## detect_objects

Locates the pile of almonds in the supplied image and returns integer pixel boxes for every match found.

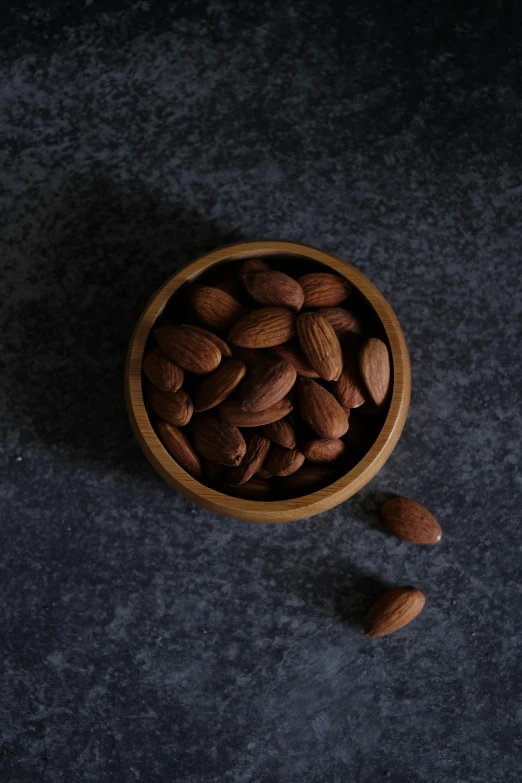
[142,257,392,500]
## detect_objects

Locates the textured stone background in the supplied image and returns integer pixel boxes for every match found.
[1,1,521,781]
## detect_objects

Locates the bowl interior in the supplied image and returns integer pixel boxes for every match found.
[125,240,410,522]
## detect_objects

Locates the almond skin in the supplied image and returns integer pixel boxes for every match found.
[228,307,296,348]
[263,446,305,477]
[296,312,343,381]
[142,346,184,392]
[148,385,193,426]
[358,337,391,406]
[262,415,297,449]
[230,345,270,370]
[228,434,271,486]
[192,416,247,467]
[333,339,367,410]
[297,378,349,439]
[194,360,247,412]
[317,307,362,338]
[219,397,292,426]
[184,325,232,358]
[303,438,346,463]
[192,286,246,332]
[299,273,351,307]
[380,497,442,544]
[269,341,320,378]
[364,586,426,637]
[243,270,305,312]
[156,420,202,477]
[155,324,221,375]
[239,258,270,280]
[239,359,297,413]
[228,478,272,500]
[278,464,336,497]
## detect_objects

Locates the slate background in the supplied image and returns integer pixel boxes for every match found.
[1,1,521,781]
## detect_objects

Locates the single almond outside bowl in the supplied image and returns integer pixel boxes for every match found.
[124,240,411,522]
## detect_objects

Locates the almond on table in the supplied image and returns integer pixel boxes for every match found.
[364,586,426,638]
[380,497,442,544]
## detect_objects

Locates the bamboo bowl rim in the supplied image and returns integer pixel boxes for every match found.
[124,240,411,522]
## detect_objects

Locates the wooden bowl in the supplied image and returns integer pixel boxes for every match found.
[125,240,410,522]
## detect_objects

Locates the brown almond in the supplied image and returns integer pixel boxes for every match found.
[142,346,184,392]
[184,325,232,358]
[358,337,391,407]
[228,478,272,500]
[263,446,305,477]
[269,341,320,378]
[194,360,247,412]
[317,307,362,338]
[228,307,296,348]
[303,438,346,463]
[380,497,442,544]
[278,464,337,497]
[364,586,426,638]
[156,420,202,477]
[333,340,367,410]
[228,434,271,486]
[296,312,343,381]
[219,398,292,427]
[192,416,247,467]
[239,359,296,413]
[230,345,270,370]
[243,270,305,312]
[239,258,270,279]
[148,385,193,427]
[297,378,349,439]
[192,286,246,331]
[299,273,351,307]
[155,324,221,375]
[262,415,297,449]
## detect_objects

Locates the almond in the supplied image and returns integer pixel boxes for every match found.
[194,360,247,412]
[317,307,362,338]
[299,273,351,307]
[242,270,305,312]
[155,324,221,375]
[296,312,343,381]
[156,420,202,477]
[230,345,270,370]
[148,385,193,426]
[142,346,184,392]
[228,478,272,500]
[219,397,292,427]
[303,438,346,463]
[364,586,426,637]
[297,378,349,439]
[239,359,296,412]
[228,434,271,486]
[185,325,232,358]
[228,307,296,348]
[278,464,336,497]
[269,341,320,378]
[380,497,442,544]
[192,416,247,467]
[239,258,270,279]
[262,415,297,449]
[192,286,246,331]
[263,446,305,477]
[358,337,391,406]
[333,339,366,410]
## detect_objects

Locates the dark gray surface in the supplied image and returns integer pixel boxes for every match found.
[1,2,521,781]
